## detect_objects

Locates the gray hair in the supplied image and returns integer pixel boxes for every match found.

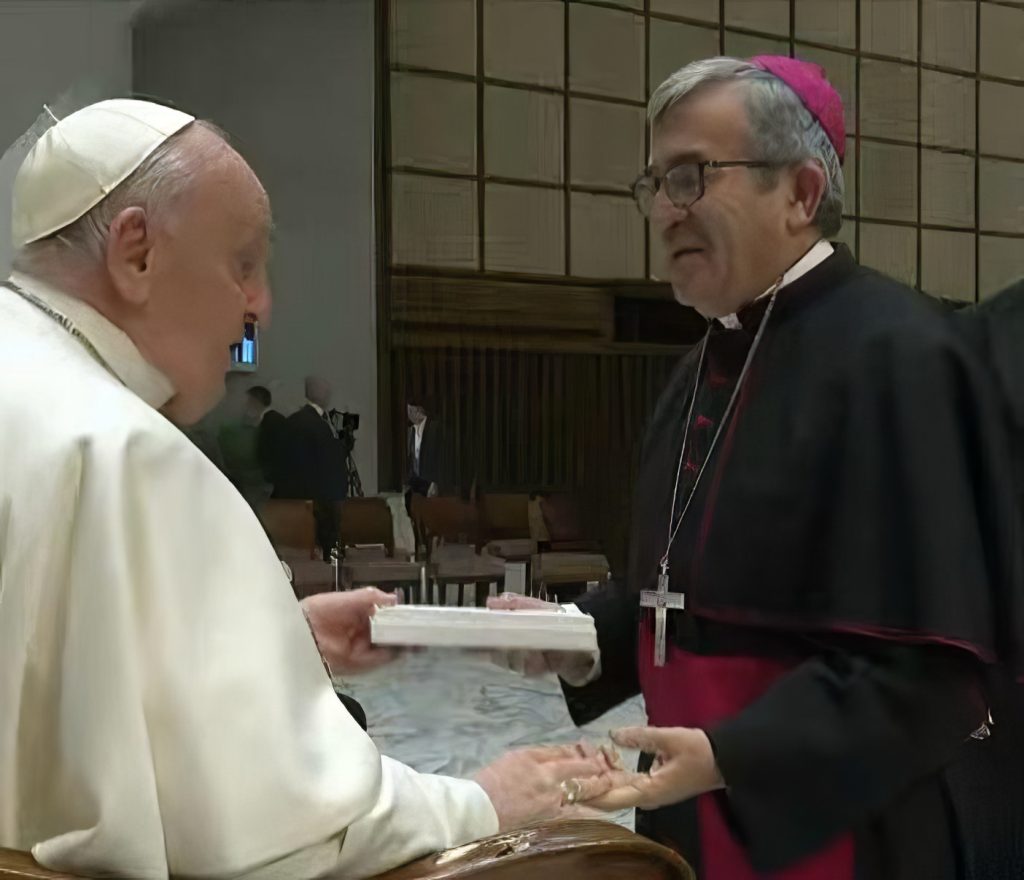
[649,57,844,238]
[12,119,227,277]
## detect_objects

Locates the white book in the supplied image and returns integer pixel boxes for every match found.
[371,604,598,653]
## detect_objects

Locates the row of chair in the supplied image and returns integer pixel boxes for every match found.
[410,494,610,603]
[412,493,600,553]
[258,497,397,561]
[258,493,610,604]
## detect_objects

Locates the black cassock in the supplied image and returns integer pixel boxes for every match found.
[567,246,1024,880]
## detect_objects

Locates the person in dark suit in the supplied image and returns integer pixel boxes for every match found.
[244,385,287,491]
[278,376,349,557]
[406,396,445,497]
[949,279,1024,880]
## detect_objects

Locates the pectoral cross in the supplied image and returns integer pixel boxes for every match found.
[639,560,685,667]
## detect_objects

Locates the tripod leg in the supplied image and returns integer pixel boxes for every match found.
[345,453,365,498]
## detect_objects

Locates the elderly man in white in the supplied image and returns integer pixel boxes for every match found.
[0,100,611,880]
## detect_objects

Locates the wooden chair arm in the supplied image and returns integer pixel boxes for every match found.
[2,821,693,880]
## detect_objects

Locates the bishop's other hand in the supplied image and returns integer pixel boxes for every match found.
[300,588,399,675]
[485,593,599,685]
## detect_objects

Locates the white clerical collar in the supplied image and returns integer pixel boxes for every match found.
[307,400,325,417]
[8,271,175,409]
[718,239,834,330]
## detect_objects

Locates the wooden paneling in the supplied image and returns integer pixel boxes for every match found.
[392,274,615,338]
[391,273,700,354]
[393,331,689,356]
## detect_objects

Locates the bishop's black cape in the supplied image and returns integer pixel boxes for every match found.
[568,246,1024,880]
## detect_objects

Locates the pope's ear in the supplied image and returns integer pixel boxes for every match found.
[105,207,153,303]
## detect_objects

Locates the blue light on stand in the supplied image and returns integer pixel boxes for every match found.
[230,320,258,372]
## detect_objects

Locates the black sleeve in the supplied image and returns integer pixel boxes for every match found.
[943,669,1024,880]
[561,585,642,727]
[335,690,368,731]
[707,641,985,871]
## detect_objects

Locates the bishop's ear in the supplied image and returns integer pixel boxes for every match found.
[105,206,154,305]
[786,159,828,233]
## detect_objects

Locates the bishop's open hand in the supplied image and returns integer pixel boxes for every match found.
[582,726,725,812]
[300,588,399,675]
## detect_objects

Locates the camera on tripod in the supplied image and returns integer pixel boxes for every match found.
[339,411,359,435]
[328,409,359,443]
[327,410,364,497]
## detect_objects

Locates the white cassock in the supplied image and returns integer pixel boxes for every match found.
[0,272,498,879]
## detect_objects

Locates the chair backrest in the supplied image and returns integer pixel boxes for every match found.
[478,493,531,542]
[338,497,395,556]
[527,496,550,542]
[343,545,390,562]
[410,495,481,554]
[537,493,588,545]
[258,499,317,559]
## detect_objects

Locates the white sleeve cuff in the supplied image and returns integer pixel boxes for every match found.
[336,757,498,878]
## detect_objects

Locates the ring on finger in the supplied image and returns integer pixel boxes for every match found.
[560,778,583,805]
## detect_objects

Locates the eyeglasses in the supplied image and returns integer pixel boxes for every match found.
[631,160,777,217]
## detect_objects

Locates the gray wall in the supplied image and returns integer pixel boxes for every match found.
[133,0,378,491]
[0,0,141,275]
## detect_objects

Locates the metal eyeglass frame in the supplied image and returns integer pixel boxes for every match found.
[631,160,777,216]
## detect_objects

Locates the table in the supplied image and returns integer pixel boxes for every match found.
[432,545,507,606]
[531,552,610,602]
[342,559,432,603]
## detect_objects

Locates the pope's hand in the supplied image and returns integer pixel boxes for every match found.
[582,726,725,812]
[485,594,598,685]
[300,588,399,675]
[474,743,618,831]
